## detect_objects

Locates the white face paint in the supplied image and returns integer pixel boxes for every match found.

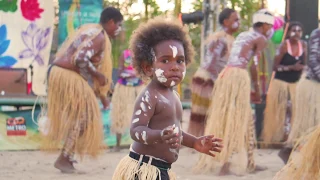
[231,22,239,29]
[266,28,274,39]
[135,110,142,115]
[142,97,145,102]
[170,81,176,87]
[148,106,151,109]
[140,102,147,112]
[132,118,139,123]
[114,26,122,36]
[182,71,186,80]
[141,131,147,144]
[135,132,139,140]
[155,68,167,83]
[169,45,178,58]
[155,96,158,99]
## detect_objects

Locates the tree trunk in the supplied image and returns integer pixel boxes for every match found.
[144,0,149,21]
[174,0,181,17]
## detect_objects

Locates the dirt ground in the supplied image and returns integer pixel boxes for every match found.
[0,110,285,180]
[0,148,284,180]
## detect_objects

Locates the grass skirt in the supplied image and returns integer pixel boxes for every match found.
[273,126,320,180]
[41,66,104,158]
[110,83,144,134]
[286,78,320,147]
[193,67,255,175]
[112,155,176,180]
[262,79,297,145]
[188,67,214,137]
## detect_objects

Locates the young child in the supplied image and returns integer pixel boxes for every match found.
[112,17,223,180]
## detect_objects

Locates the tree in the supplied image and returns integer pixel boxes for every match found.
[143,0,162,21]
[230,0,260,32]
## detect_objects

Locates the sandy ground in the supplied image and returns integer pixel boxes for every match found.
[0,110,285,180]
[0,149,284,180]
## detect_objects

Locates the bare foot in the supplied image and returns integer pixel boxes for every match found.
[54,154,75,173]
[54,154,85,174]
[112,146,121,152]
[254,165,268,172]
[219,162,230,176]
[278,148,292,164]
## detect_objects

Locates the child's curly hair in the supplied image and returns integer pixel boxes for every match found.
[129,16,195,77]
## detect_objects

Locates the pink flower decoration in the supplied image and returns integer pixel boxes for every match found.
[20,0,44,21]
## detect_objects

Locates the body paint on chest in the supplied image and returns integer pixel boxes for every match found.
[141,131,147,144]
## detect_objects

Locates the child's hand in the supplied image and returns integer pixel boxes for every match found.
[160,125,180,149]
[193,135,223,157]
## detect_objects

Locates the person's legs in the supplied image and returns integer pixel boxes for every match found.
[54,127,78,173]
[114,133,122,152]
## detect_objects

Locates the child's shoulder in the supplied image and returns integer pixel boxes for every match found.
[173,90,180,99]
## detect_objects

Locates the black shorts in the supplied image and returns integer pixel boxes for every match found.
[129,151,172,180]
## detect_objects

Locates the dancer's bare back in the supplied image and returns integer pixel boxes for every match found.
[228,31,267,67]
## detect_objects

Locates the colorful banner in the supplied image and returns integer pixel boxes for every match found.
[58,0,103,45]
[0,104,132,150]
[0,0,54,96]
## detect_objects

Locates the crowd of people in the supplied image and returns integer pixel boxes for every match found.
[39,5,320,180]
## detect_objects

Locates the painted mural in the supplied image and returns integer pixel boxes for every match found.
[0,0,54,96]
[58,0,103,45]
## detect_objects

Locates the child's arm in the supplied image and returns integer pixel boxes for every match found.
[181,131,223,157]
[130,91,179,147]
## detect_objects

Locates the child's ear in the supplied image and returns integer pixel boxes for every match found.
[141,61,153,77]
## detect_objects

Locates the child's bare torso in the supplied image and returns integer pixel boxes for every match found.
[131,86,183,163]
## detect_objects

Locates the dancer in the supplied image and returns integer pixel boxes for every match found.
[262,21,306,145]
[41,7,123,173]
[111,49,144,151]
[193,9,274,176]
[112,17,223,180]
[278,28,320,164]
[188,8,240,137]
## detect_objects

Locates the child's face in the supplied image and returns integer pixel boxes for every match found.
[151,40,186,87]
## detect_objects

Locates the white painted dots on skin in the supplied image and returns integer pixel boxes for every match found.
[155,96,157,99]
[135,132,139,140]
[182,71,186,80]
[173,126,179,134]
[170,81,176,87]
[142,131,147,144]
[155,68,167,83]
[169,45,178,58]
[145,91,151,103]
[86,49,94,58]
[140,102,147,112]
[142,97,145,102]
[132,118,139,123]
[135,110,142,115]
[148,106,151,110]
